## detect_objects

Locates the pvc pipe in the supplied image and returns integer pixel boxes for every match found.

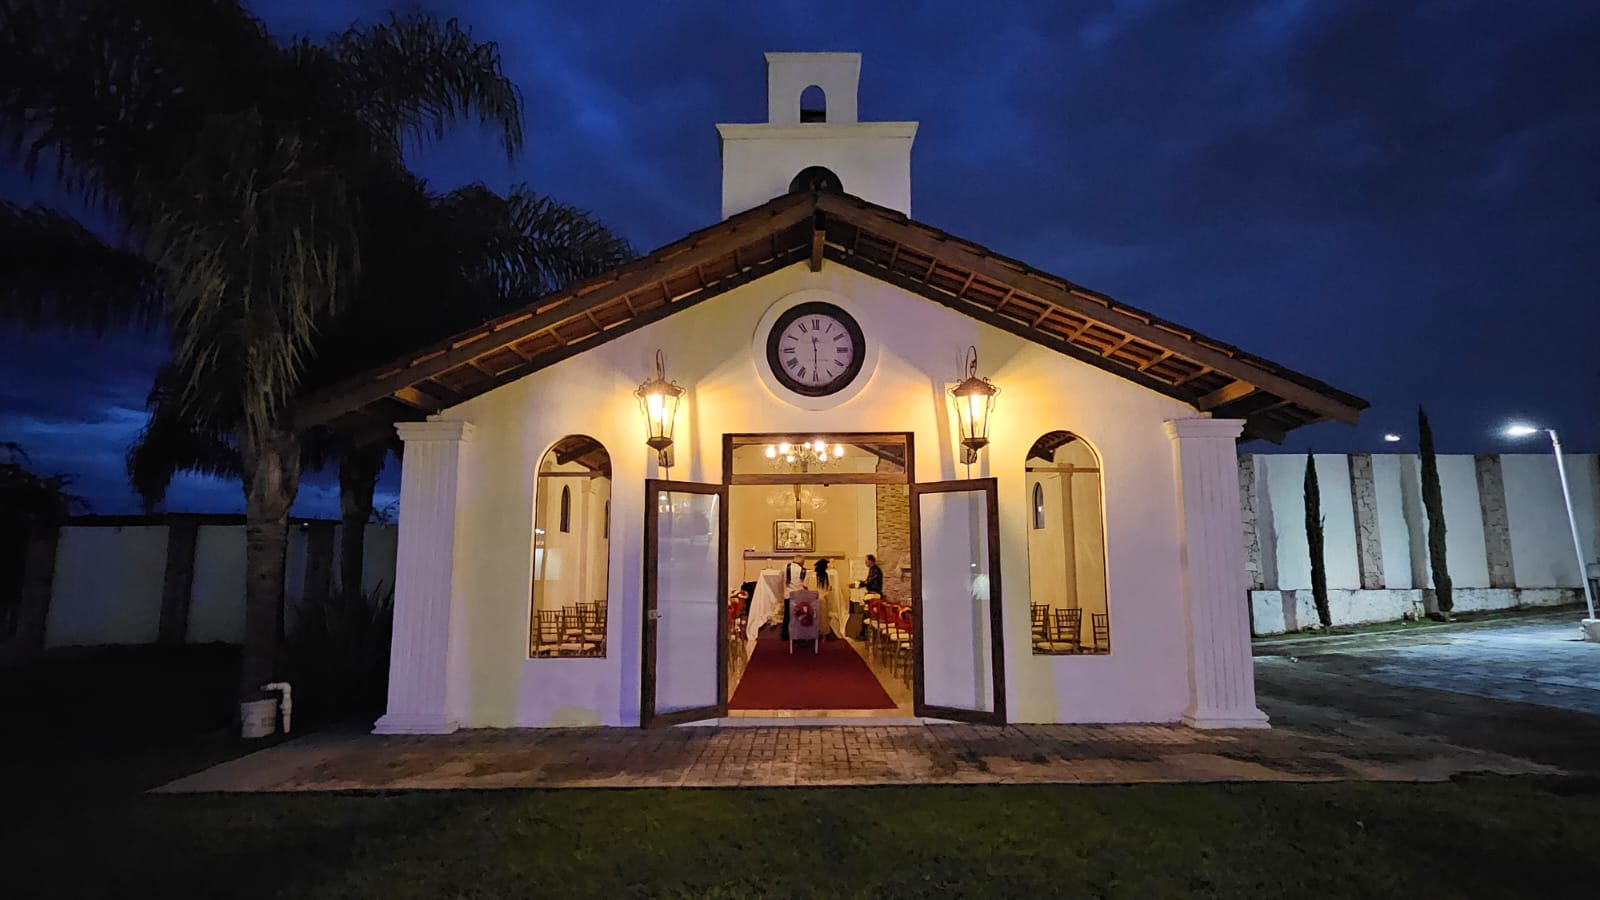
[261,681,293,734]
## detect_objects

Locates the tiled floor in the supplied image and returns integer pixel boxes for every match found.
[156,716,1548,793]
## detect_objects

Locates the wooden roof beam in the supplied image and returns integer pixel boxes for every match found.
[555,437,604,467]
[295,198,818,430]
[816,193,1364,424]
[809,211,826,272]
[1197,381,1258,411]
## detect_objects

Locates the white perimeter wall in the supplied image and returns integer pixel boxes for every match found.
[41,522,399,648]
[1247,451,1600,634]
[443,262,1200,728]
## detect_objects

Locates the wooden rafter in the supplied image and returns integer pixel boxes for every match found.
[299,190,1366,445]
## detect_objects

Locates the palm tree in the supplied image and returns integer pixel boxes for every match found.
[0,1,524,727]
[127,183,633,601]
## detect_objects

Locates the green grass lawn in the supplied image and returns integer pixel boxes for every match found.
[6,647,1597,898]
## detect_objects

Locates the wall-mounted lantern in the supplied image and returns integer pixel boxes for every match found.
[949,345,1000,466]
[635,350,683,468]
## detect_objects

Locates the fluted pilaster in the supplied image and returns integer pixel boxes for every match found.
[1165,418,1269,729]
[374,420,474,735]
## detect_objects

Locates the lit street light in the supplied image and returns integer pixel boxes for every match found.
[1502,422,1599,641]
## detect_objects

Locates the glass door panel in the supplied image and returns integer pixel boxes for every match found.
[912,478,1006,724]
[641,480,728,727]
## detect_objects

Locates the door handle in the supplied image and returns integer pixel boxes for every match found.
[647,610,662,621]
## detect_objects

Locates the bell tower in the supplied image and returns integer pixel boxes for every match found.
[717,52,918,220]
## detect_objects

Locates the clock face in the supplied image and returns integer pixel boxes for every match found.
[765,301,866,397]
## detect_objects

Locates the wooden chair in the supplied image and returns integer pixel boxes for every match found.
[578,602,607,656]
[891,605,915,682]
[1051,608,1082,652]
[1091,613,1110,653]
[531,609,567,657]
[1030,604,1051,646]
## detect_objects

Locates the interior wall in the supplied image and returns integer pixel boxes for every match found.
[729,482,879,585]
[1023,438,1108,632]
[531,458,610,619]
[1025,473,1069,612]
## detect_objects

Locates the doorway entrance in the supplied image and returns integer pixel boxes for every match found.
[638,433,1006,726]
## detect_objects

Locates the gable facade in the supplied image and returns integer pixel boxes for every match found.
[364,53,1360,734]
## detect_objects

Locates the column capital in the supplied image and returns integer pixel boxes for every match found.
[396,419,475,444]
[1164,417,1244,442]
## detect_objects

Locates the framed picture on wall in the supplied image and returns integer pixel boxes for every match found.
[774,519,815,553]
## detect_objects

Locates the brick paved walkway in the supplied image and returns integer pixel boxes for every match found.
[157,717,1548,793]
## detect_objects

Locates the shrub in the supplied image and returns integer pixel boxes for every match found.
[283,585,393,728]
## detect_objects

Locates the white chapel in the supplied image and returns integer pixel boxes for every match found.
[302,52,1365,732]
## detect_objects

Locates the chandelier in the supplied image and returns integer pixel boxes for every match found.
[765,438,846,473]
[766,486,828,514]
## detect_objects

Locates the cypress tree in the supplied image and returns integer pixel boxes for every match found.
[1304,452,1331,627]
[1418,406,1453,617]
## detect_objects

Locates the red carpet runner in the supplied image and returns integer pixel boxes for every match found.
[729,637,897,710]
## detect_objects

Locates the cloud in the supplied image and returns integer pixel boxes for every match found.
[4,0,1600,515]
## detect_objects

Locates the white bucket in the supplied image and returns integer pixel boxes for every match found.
[240,698,278,739]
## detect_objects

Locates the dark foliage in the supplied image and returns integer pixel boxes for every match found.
[0,442,85,635]
[1304,452,1330,627]
[1418,406,1453,615]
[283,586,394,728]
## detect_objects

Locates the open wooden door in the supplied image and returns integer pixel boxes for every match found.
[640,479,729,727]
[910,477,1006,724]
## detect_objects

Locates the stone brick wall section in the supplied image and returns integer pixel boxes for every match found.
[1348,453,1385,590]
[1239,455,1265,591]
[1475,454,1516,589]
[874,458,912,596]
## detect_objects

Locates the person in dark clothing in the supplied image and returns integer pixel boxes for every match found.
[813,558,831,589]
[859,554,884,594]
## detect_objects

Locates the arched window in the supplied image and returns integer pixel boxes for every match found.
[788,165,843,195]
[800,84,826,122]
[530,436,612,658]
[1024,431,1110,655]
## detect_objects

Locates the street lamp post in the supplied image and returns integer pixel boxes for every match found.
[1504,422,1599,641]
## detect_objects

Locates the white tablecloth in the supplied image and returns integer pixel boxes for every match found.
[745,569,784,655]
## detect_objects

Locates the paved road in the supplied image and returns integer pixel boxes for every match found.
[1255,612,1600,776]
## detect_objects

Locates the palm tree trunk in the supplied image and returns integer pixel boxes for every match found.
[338,444,385,599]
[238,426,302,723]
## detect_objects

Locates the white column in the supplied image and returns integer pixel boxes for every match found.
[374,420,474,735]
[1165,418,1269,729]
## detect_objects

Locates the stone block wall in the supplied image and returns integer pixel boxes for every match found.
[1242,452,1599,634]
[874,456,912,597]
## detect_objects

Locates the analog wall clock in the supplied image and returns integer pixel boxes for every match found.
[765,301,866,397]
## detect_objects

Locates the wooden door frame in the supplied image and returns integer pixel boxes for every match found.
[909,477,1007,725]
[722,432,915,485]
[640,479,730,728]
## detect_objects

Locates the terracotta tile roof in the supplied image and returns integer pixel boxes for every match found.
[297,190,1366,443]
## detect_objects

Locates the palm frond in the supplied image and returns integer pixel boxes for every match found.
[328,12,523,161]
[0,201,164,332]
[503,185,635,296]
[146,109,358,439]
[125,381,241,511]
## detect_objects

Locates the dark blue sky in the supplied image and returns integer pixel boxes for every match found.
[3,0,1598,516]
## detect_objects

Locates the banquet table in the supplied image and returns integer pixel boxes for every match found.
[745,569,784,656]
